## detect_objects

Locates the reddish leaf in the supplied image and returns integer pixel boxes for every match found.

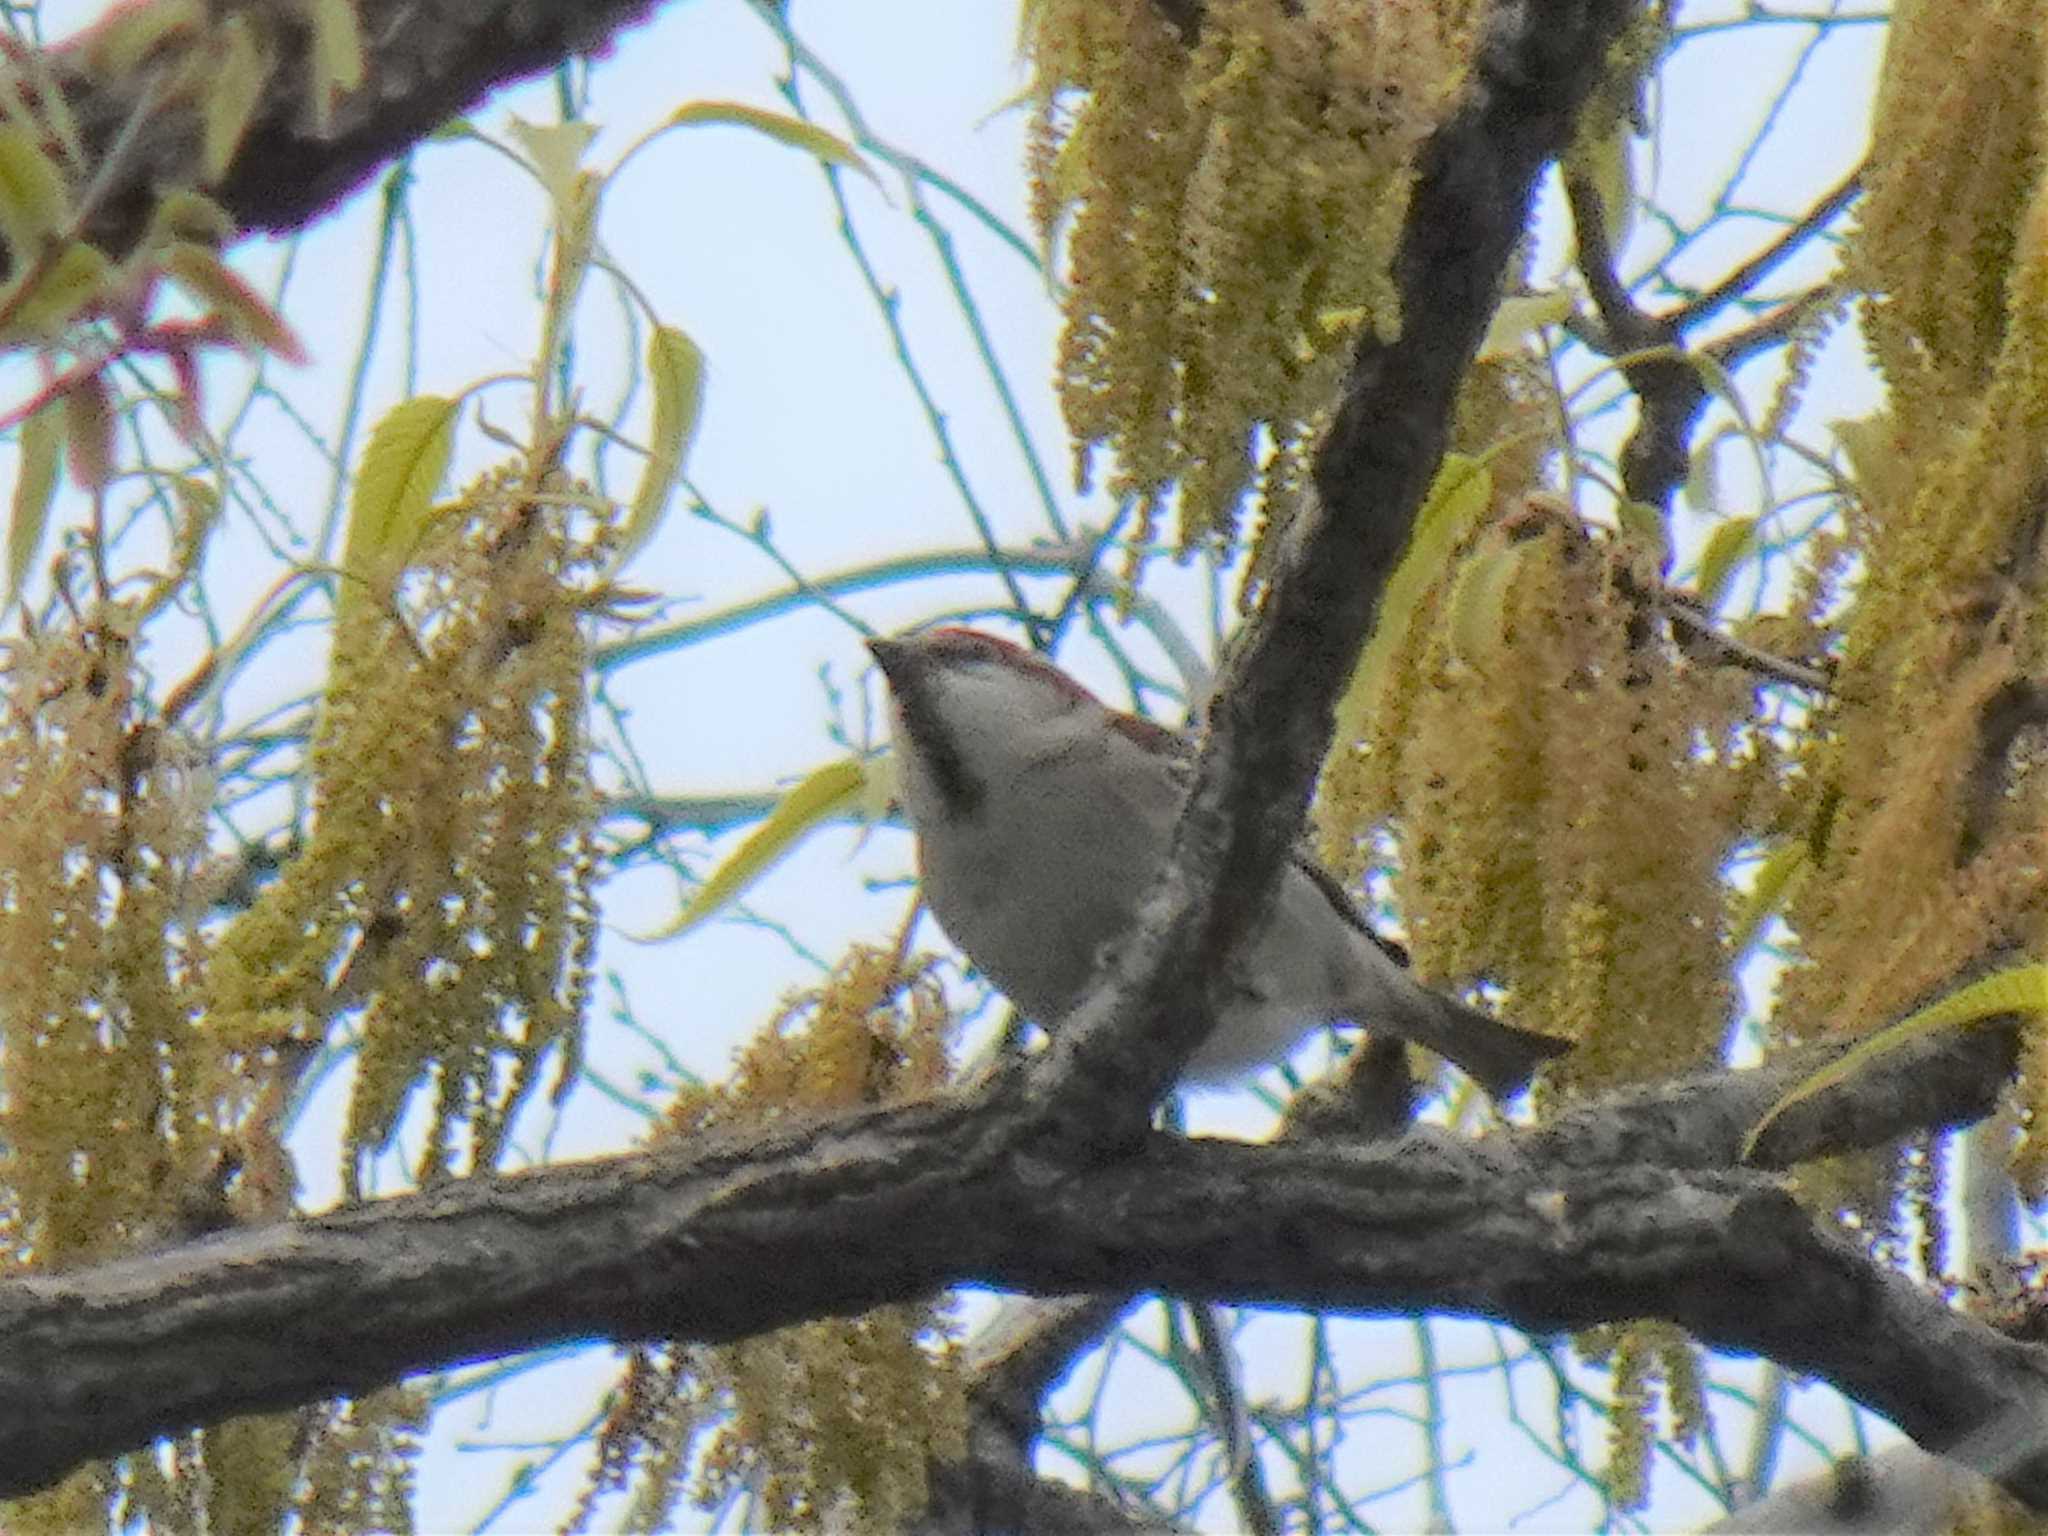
[63,372,114,493]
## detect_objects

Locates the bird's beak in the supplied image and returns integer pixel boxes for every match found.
[866,636,910,684]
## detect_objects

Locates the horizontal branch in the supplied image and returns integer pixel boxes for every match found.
[0,1031,2040,1505]
[1531,1019,2018,1173]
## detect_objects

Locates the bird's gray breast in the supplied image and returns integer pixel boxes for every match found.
[916,730,1179,1024]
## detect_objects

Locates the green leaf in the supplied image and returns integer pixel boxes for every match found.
[304,0,367,123]
[616,325,704,569]
[1673,354,1775,519]
[0,124,70,257]
[1727,838,1806,962]
[1681,431,1723,521]
[0,241,111,341]
[1477,291,1572,363]
[163,243,307,362]
[1334,454,1494,746]
[1566,115,1635,254]
[343,396,460,590]
[511,118,601,217]
[512,119,605,402]
[142,189,237,253]
[169,473,224,558]
[533,168,602,406]
[1614,497,1669,571]
[1686,350,1750,424]
[632,756,875,943]
[202,17,272,182]
[1443,537,1531,672]
[136,474,226,621]
[6,399,62,611]
[658,101,877,184]
[1694,515,1761,611]
[1743,966,2048,1163]
[84,0,203,76]
[1832,412,1912,511]
[1317,305,1368,338]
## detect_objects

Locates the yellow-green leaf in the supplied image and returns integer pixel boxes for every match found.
[1694,516,1761,611]
[558,169,601,288]
[1681,431,1723,521]
[1317,305,1369,338]
[0,241,111,341]
[303,0,367,128]
[164,243,307,362]
[136,473,225,621]
[512,118,601,217]
[1727,838,1806,961]
[142,189,237,253]
[0,124,70,258]
[343,395,460,589]
[616,324,704,568]
[534,169,602,405]
[170,473,223,558]
[1444,537,1531,672]
[1832,412,1912,512]
[1742,966,2048,1163]
[1477,291,1572,363]
[633,756,873,943]
[1686,351,1749,425]
[1614,498,1669,570]
[202,17,272,182]
[7,399,62,610]
[1334,454,1494,746]
[659,101,876,184]
[84,0,203,76]
[1566,115,1635,254]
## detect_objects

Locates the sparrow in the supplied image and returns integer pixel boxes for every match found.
[868,627,1568,1095]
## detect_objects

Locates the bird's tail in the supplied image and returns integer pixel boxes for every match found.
[1399,989,1571,1101]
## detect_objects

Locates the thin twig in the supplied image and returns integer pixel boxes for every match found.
[1657,594,1834,692]
[1705,281,1848,370]
[1189,1302,1278,1536]
[1564,165,1664,354]
[1675,161,1865,333]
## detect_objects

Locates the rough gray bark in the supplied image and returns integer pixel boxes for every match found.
[29,0,673,263]
[0,1053,2045,1503]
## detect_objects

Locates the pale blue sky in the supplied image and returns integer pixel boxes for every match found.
[3,1,1911,1529]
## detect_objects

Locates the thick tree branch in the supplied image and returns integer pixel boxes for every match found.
[921,1296,1154,1531]
[33,0,674,260]
[917,1429,1182,1536]
[963,1293,1134,1449]
[1531,1020,2019,1173]
[2,1055,2046,1504]
[929,1048,1430,1528]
